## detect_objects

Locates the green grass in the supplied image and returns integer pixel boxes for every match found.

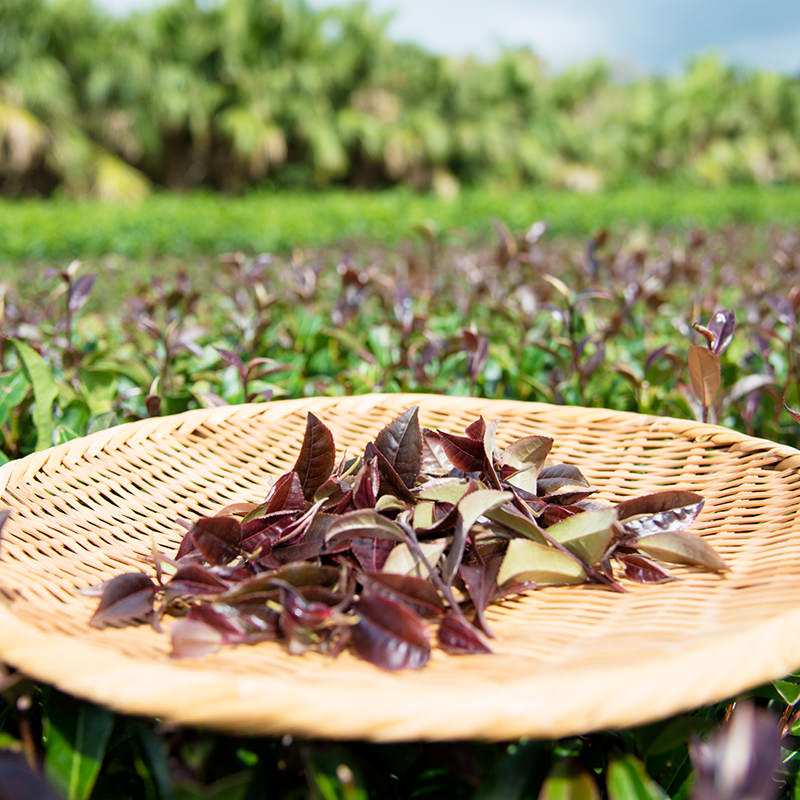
[3,183,800,261]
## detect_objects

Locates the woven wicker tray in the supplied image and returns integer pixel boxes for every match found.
[1,393,800,741]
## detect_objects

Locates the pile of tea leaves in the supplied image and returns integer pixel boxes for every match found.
[90,407,726,670]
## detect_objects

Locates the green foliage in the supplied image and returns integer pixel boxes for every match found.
[2,0,800,197]
[2,184,800,262]
[43,692,114,800]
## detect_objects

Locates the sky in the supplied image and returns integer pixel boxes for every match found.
[97,0,800,75]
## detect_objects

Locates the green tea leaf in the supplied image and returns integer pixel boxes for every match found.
[382,539,447,577]
[498,538,586,586]
[0,370,28,428]
[485,504,547,544]
[636,531,727,572]
[545,508,616,566]
[11,339,58,451]
[44,694,114,800]
[607,755,667,800]
[538,759,600,800]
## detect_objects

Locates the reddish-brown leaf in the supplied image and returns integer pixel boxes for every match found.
[170,618,223,658]
[616,490,704,537]
[264,471,306,513]
[437,613,492,654]
[351,592,430,670]
[617,553,675,584]
[375,406,422,489]
[436,430,487,473]
[293,412,336,500]
[191,516,242,565]
[464,416,486,440]
[90,572,157,627]
[164,564,229,598]
[364,572,445,617]
[351,537,395,571]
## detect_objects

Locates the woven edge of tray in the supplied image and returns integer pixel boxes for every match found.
[1,601,799,740]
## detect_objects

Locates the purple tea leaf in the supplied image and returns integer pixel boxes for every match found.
[293,413,336,501]
[374,406,422,489]
[170,618,223,658]
[0,752,63,800]
[437,612,492,655]
[706,309,736,355]
[464,416,486,441]
[164,564,229,598]
[264,471,306,513]
[190,516,242,565]
[351,537,395,571]
[436,429,487,473]
[68,273,96,313]
[90,572,157,627]
[616,491,704,537]
[351,591,430,670]
[537,464,592,497]
[617,553,676,584]
[459,552,504,636]
[420,429,454,475]
[325,509,407,546]
[689,702,782,800]
[363,572,445,617]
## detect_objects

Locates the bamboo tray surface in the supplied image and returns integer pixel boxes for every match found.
[1,393,800,741]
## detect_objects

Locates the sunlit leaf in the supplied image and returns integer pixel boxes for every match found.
[190,516,242,565]
[382,539,447,577]
[545,508,616,566]
[537,464,591,497]
[90,572,156,627]
[616,491,704,537]
[498,538,586,587]
[437,613,492,654]
[443,490,512,584]
[636,531,726,571]
[351,592,430,670]
[503,435,553,471]
[170,618,224,658]
[416,477,472,504]
[374,405,422,489]
[688,345,721,410]
[325,509,406,544]
[293,412,336,500]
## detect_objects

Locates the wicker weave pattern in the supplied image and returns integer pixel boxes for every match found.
[1,393,799,740]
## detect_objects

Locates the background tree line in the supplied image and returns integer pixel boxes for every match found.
[1,0,800,199]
